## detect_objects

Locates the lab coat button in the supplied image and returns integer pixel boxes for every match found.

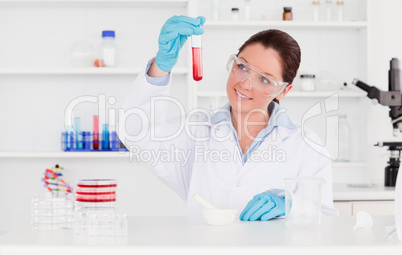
[236,182,241,187]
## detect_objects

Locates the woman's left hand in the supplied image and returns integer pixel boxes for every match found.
[240,192,285,221]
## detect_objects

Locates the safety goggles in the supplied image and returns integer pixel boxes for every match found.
[226,54,288,97]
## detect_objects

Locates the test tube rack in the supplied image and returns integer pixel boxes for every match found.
[61,131,128,152]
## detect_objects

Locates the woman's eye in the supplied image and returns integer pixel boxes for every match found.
[237,63,248,72]
[260,76,272,85]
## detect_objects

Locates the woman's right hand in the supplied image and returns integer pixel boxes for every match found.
[156,15,205,73]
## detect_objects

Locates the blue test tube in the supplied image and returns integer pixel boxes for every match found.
[75,117,83,149]
[66,126,73,151]
[102,124,110,150]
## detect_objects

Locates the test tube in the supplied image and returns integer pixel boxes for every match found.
[191,35,203,81]
[75,117,83,149]
[93,116,99,150]
[102,124,110,150]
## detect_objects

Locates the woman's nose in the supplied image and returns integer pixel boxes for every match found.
[240,77,252,90]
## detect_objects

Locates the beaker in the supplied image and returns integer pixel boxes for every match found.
[284,177,324,228]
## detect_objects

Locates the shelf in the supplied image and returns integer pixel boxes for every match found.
[0,0,189,7]
[197,90,366,98]
[332,162,366,169]
[0,67,188,76]
[0,152,131,158]
[204,21,367,30]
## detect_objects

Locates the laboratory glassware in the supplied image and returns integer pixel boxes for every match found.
[300,74,316,91]
[336,1,344,21]
[231,8,239,20]
[93,115,99,150]
[74,117,83,149]
[312,1,320,21]
[31,193,74,231]
[102,124,110,150]
[325,0,332,21]
[212,0,219,20]
[74,179,117,235]
[191,35,203,81]
[337,114,350,162]
[244,0,251,21]
[69,41,94,67]
[285,177,324,228]
[100,30,117,67]
[283,7,292,21]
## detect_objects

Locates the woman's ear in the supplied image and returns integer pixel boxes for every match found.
[275,84,293,100]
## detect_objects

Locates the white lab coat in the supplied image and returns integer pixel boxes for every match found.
[120,61,339,217]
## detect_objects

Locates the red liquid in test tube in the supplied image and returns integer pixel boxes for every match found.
[191,35,203,81]
[93,115,99,150]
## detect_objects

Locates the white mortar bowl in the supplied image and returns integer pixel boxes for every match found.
[202,207,238,226]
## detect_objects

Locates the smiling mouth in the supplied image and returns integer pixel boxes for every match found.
[235,89,252,100]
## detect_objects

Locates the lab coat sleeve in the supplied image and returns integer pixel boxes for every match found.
[118,58,194,200]
[298,127,340,216]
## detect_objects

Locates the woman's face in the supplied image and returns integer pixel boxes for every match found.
[226,43,292,116]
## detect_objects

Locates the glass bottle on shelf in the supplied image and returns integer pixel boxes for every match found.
[231,8,240,20]
[100,30,117,67]
[325,0,332,21]
[212,0,219,21]
[336,1,344,21]
[312,1,320,21]
[283,7,292,21]
[337,114,350,162]
[244,0,252,21]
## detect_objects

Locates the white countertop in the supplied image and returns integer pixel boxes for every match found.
[1,216,402,255]
[333,183,395,201]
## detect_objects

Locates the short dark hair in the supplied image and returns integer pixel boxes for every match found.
[238,29,301,85]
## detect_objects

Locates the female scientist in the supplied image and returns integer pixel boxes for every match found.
[120,16,338,221]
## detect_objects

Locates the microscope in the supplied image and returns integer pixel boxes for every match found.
[353,58,402,187]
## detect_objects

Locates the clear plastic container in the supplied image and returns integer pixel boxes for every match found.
[100,30,117,67]
[285,177,324,228]
[31,193,74,231]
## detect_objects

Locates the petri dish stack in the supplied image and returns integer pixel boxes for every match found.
[31,192,74,231]
[75,179,117,207]
[74,179,119,235]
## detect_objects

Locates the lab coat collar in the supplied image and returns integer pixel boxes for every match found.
[210,101,298,131]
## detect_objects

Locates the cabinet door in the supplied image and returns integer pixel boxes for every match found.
[352,201,395,216]
[333,202,353,216]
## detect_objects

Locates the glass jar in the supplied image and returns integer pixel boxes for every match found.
[300,74,316,91]
[336,1,344,21]
[231,8,240,21]
[283,7,292,21]
[312,1,320,21]
[325,0,332,21]
[337,114,350,162]
[212,0,219,21]
[244,0,252,21]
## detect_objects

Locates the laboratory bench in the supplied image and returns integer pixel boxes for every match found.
[333,183,395,216]
[0,216,401,255]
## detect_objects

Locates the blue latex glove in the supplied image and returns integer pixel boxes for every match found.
[156,15,206,72]
[240,192,285,221]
